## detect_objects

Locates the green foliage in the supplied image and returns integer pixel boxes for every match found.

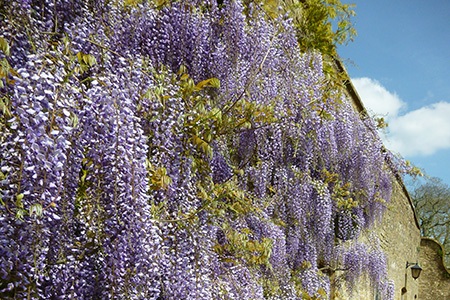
[214,223,273,268]
[0,94,12,147]
[76,52,97,72]
[0,36,11,56]
[124,0,144,7]
[278,0,357,54]
[175,66,276,163]
[321,169,359,210]
[0,95,12,119]
[150,0,171,9]
[404,160,423,177]
[0,37,19,88]
[5,192,44,221]
[203,179,258,217]
[29,203,43,218]
[57,35,99,87]
[73,157,106,258]
[146,160,173,191]
[375,117,388,129]
[75,158,93,211]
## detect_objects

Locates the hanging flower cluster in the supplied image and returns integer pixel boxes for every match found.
[1,0,396,299]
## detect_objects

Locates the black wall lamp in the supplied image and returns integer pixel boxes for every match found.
[406,261,422,280]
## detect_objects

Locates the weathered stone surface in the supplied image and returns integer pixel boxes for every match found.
[378,179,421,300]
[418,238,450,300]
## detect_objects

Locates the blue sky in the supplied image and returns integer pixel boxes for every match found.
[338,0,450,186]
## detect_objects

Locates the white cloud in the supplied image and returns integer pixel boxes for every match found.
[386,102,450,156]
[352,77,406,120]
[352,77,450,157]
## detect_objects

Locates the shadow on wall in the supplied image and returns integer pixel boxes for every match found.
[419,237,450,299]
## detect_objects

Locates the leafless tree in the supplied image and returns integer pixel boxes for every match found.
[411,177,450,267]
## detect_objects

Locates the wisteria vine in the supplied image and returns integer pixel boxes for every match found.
[1,0,397,299]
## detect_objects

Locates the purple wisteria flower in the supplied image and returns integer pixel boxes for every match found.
[1,0,400,299]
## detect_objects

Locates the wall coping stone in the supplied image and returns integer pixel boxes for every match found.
[421,237,450,275]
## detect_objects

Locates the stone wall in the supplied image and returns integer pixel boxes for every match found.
[377,179,422,300]
[418,238,450,299]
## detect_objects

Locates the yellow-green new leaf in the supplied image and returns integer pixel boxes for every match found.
[29,203,43,217]
[195,77,221,90]
[16,209,26,221]
[15,193,24,209]
[0,37,10,56]
[150,167,173,190]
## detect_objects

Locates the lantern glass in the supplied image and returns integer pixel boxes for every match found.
[411,264,422,280]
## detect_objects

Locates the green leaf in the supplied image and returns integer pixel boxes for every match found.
[76,52,83,63]
[192,134,213,158]
[86,55,97,67]
[71,113,79,128]
[29,203,43,217]
[80,169,88,183]
[180,73,190,81]
[124,0,142,6]
[0,96,12,117]
[15,193,24,208]
[153,0,170,9]
[16,209,26,221]
[262,0,281,18]
[76,52,97,69]
[177,65,188,76]
[0,37,10,56]
[150,166,172,190]
[0,58,11,78]
[195,77,221,90]
[247,240,257,252]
